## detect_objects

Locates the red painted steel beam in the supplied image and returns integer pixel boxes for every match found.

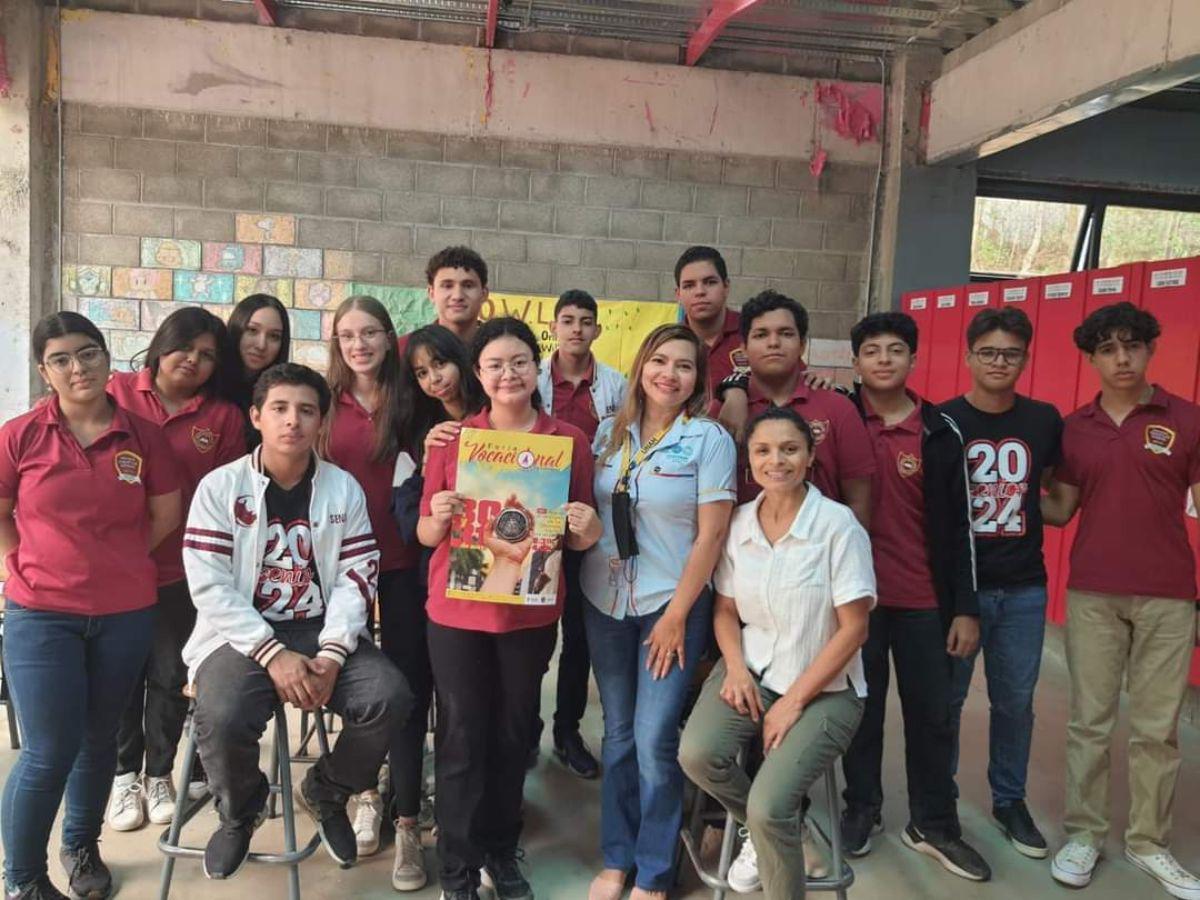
[253,0,278,26]
[686,0,765,65]
[485,0,500,48]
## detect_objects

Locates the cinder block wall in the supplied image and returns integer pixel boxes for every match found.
[63,102,871,372]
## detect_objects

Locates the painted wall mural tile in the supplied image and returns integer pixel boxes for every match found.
[203,242,263,275]
[263,246,323,279]
[141,300,186,331]
[235,276,294,307]
[112,267,173,300]
[235,213,296,246]
[77,297,140,331]
[289,309,323,341]
[321,312,334,340]
[108,331,152,362]
[294,279,348,311]
[141,238,201,270]
[174,271,235,303]
[291,340,330,370]
[203,304,234,323]
[323,251,353,281]
[64,265,112,297]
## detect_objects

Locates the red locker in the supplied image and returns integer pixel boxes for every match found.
[903,290,933,397]
[955,284,999,395]
[999,278,1040,397]
[926,287,966,403]
[1074,263,1145,405]
[1029,272,1087,624]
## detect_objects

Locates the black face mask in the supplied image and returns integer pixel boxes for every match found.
[611,490,639,560]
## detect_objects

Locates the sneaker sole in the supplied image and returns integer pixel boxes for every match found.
[552,748,599,780]
[843,819,884,858]
[901,830,988,882]
[994,814,1048,859]
[1124,849,1200,900]
[725,872,761,894]
[295,790,356,869]
[392,869,429,892]
[356,838,382,857]
[1050,860,1095,888]
[480,867,534,900]
[66,879,114,900]
[106,814,146,833]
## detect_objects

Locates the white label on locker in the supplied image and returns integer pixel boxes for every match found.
[1044,282,1073,300]
[1092,276,1125,295]
[1002,286,1028,303]
[910,296,927,310]
[1150,268,1187,289]
[968,291,989,307]
[936,294,956,309]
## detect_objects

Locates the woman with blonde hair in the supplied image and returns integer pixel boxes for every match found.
[582,323,736,900]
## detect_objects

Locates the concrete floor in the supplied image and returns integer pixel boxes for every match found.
[2,624,1197,900]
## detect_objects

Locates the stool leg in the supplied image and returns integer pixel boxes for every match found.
[158,715,198,900]
[315,711,331,757]
[712,809,737,900]
[826,765,847,900]
[268,717,283,820]
[273,708,303,900]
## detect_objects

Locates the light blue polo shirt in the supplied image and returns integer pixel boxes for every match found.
[582,414,737,620]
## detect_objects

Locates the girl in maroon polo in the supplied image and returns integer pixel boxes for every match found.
[418,317,601,900]
[317,295,422,881]
[228,293,291,449]
[106,307,246,835]
[0,312,180,900]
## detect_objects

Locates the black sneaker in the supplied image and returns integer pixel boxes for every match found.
[5,876,69,900]
[901,823,992,882]
[298,770,357,868]
[481,850,534,900]
[840,807,882,858]
[552,731,599,779]
[203,817,260,880]
[994,801,1048,859]
[58,843,112,900]
[439,890,481,900]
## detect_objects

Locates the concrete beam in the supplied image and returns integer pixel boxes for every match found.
[928,0,1200,164]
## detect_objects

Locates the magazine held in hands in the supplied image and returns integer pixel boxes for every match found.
[448,427,574,605]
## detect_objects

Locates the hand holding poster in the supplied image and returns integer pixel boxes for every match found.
[448,428,574,606]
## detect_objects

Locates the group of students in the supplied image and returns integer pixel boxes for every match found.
[0,242,1197,900]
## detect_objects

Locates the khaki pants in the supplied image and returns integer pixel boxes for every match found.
[679,660,863,900]
[1064,590,1195,854]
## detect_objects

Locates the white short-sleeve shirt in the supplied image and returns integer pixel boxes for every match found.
[714,485,876,698]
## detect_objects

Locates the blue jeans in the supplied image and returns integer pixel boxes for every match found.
[1,602,154,888]
[949,584,1047,808]
[584,593,712,892]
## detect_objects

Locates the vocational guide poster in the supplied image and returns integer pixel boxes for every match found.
[448,428,573,605]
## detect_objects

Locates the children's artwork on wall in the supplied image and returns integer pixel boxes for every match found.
[235,213,297,246]
[174,271,235,303]
[263,246,323,279]
[235,276,295,307]
[64,265,112,297]
[112,267,173,300]
[294,279,349,310]
[77,297,140,331]
[202,242,264,275]
[141,238,201,270]
[289,309,323,341]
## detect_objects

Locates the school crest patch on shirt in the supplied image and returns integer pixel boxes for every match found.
[113,450,143,485]
[1144,424,1176,456]
[808,418,830,445]
[235,495,258,526]
[730,347,750,373]
[897,451,921,478]
[191,425,217,454]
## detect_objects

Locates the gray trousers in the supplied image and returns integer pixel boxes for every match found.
[680,660,863,900]
[193,621,411,826]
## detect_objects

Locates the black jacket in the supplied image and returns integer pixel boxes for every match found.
[848,389,979,631]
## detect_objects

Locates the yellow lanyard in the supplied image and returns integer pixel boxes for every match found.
[615,421,677,493]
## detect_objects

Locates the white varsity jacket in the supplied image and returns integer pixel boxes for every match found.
[537,353,627,422]
[181,447,379,678]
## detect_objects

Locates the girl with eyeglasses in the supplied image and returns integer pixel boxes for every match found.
[417,317,601,900]
[105,307,247,835]
[0,313,181,900]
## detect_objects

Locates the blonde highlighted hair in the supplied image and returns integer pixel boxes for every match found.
[597,323,708,464]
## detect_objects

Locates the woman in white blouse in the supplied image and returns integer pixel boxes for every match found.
[679,406,875,900]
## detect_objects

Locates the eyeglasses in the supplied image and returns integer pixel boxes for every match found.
[43,345,107,373]
[971,347,1026,366]
[336,328,388,346]
[479,358,534,378]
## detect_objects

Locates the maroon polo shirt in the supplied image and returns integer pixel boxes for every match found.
[0,396,178,615]
[864,394,937,610]
[420,409,596,634]
[693,309,749,396]
[738,377,876,504]
[108,369,245,585]
[326,390,417,573]
[549,353,600,443]
[1058,386,1200,600]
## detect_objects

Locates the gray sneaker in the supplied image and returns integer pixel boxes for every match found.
[59,843,112,899]
[391,818,428,891]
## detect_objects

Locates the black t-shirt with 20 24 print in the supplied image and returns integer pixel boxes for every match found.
[939,395,1064,590]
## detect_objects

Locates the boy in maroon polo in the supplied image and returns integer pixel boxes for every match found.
[839,312,989,883]
[397,246,489,353]
[674,246,747,394]
[1043,302,1200,899]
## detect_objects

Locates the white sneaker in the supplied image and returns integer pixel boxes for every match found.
[1126,847,1200,900]
[145,775,177,825]
[106,773,145,832]
[1052,839,1101,887]
[392,818,428,891]
[377,762,391,797]
[727,827,760,894]
[187,777,209,801]
[352,789,383,856]
[802,820,830,879]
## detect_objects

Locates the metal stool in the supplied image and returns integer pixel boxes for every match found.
[679,755,854,900]
[157,696,331,900]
